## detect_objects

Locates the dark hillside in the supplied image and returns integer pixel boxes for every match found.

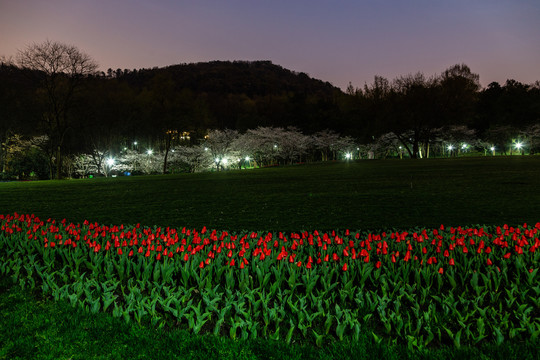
[119,60,339,98]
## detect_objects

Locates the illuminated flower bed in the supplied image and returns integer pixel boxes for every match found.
[1,213,538,348]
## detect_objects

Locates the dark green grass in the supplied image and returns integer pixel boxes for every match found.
[1,156,540,232]
[1,278,537,360]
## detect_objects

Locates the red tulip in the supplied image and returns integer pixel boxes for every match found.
[438,267,444,274]
[449,258,455,266]
[342,263,348,271]
[487,258,493,266]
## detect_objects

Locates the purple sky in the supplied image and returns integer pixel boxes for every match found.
[2,0,539,90]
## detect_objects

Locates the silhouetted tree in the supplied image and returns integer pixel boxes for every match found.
[16,40,98,179]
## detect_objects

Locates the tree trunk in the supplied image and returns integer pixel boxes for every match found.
[163,133,171,174]
[56,145,62,179]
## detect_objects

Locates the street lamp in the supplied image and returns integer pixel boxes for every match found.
[147,149,153,155]
[514,142,524,155]
[106,158,115,166]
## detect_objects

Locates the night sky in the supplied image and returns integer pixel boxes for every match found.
[1,0,539,90]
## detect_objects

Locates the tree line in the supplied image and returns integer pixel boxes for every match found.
[1,40,539,179]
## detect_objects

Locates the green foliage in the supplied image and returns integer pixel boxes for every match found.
[1,213,539,355]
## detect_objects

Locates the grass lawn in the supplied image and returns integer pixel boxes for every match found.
[1,156,539,359]
[1,156,540,231]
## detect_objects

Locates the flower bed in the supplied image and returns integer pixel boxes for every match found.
[1,213,538,348]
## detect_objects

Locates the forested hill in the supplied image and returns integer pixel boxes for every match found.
[117,60,340,98]
[89,60,352,137]
[1,59,354,145]
[2,58,539,164]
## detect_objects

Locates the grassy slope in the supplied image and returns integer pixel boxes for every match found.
[1,157,540,359]
[1,157,540,232]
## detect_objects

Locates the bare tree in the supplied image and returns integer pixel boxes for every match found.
[16,40,98,179]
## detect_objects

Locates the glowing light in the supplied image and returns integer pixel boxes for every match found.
[133,141,138,146]
[515,142,523,150]
[345,153,352,159]
[490,146,495,151]
[222,158,228,165]
[215,158,220,163]
[273,144,277,149]
[106,158,115,166]
[461,143,467,149]
[147,149,153,155]
[447,145,454,151]
[245,156,250,161]
[204,147,209,151]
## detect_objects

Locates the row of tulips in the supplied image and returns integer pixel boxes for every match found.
[1,213,539,348]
